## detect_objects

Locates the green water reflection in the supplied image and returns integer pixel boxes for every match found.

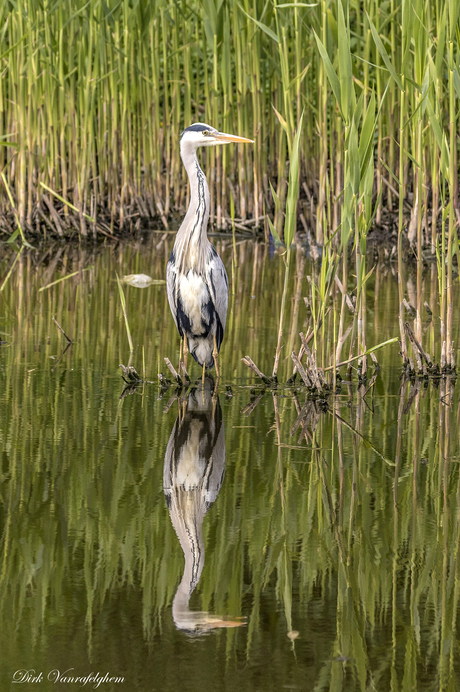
[0,237,459,691]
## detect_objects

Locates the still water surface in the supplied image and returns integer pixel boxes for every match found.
[1,236,459,691]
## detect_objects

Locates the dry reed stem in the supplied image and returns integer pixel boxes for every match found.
[301,340,327,389]
[290,351,313,388]
[334,275,356,314]
[404,322,432,367]
[241,357,273,385]
[164,358,182,386]
[52,317,72,344]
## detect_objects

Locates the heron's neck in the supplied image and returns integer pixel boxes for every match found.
[176,147,211,273]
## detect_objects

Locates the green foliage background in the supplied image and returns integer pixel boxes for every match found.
[0,0,459,240]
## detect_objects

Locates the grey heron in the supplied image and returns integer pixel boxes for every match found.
[166,123,253,381]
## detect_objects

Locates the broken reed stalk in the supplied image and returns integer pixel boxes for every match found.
[290,351,314,389]
[301,338,327,389]
[242,357,273,386]
[164,358,183,386]
[404,322,432,370]
[180,362,191,385]
[243,330,398,389]
[119,364,142,384]
[52,317,72,343]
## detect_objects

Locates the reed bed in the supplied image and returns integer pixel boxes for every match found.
[3,0,458,377]
[0,0,458,243]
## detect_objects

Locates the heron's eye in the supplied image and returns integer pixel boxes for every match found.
[202,130,210,136]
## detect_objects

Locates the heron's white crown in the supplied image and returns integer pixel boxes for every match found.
[180,123,253,151]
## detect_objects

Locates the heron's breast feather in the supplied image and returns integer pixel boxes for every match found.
[179,272,211,333]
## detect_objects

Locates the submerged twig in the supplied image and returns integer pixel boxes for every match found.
[290,398,328,444]
[39,266,92,292]
[163,394,179,413]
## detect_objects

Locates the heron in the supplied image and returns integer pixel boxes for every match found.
[166,123,253,382]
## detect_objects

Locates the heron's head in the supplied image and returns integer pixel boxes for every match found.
[180,123,253,155]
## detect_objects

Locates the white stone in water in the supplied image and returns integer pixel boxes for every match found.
[121,273,165,288]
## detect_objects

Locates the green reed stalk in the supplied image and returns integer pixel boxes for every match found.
[412,0,427,345]
[116,273,134,354]
[369,6,409,363]
[271,113,303,379]
[0,173,31,248]
[446,28,456,369]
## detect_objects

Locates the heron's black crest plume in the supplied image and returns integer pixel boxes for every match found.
[180,123,214,138]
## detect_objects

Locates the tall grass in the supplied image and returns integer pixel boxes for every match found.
[0,0,458,243]
[1,0,459,376]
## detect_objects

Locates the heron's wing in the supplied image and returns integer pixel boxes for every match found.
[166,253,178,329]
[206,247,228,335]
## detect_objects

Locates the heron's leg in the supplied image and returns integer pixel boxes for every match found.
[202,361,206,388]
[213,334,220,385]
[178,336,190,383]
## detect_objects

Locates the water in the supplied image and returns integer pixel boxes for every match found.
[1,236,459,691]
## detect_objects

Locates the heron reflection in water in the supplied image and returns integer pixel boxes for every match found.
[163,377,244,632]
[167,124,253,382]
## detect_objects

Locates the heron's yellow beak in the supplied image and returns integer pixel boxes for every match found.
[213,132,254,144]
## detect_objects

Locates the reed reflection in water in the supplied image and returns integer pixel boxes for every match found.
[164,376,244,633]
[0,238,460,691]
